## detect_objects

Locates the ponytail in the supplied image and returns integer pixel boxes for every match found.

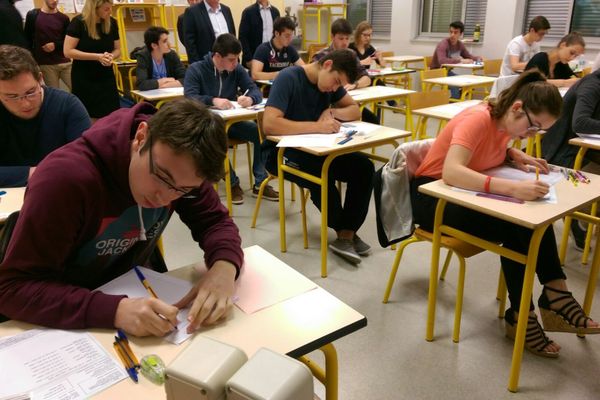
[489,69,562,120]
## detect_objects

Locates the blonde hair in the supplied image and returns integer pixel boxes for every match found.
[82,0,113,40]
[353,21,372,45]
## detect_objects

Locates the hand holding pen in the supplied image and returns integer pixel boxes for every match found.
[237,88,252,108]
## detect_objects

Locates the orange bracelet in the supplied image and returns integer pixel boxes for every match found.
[484,176,492,193]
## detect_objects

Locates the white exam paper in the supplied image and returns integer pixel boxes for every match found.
[0,330,127,400]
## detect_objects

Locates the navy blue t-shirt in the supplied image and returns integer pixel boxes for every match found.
[266,66,346,122]
[253,40,300,73]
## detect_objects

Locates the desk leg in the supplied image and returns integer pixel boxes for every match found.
[298,343,339,400]
[426,199,446,341]
[582,226,600,317]
[508,225,548,392]
[278,147,287,253]
[321,156,334,278]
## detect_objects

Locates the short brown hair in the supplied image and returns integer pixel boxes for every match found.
[142,99,227,182]
[558,32,585,49]
[528,16,550,32]
[0,45,41,81]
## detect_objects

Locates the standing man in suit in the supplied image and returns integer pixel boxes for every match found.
[0,0,28,48]
[183,0,235,63]
[239,0,280,68]
[176,0,199,50]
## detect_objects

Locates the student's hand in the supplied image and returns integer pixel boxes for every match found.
[461,58,473,64]
[213,98,233,109]
[507,148,549,174]
[360,58,372,66]
[237,95,253,108]
[344,83,357,91]
[157,77,176,88]
[174,260,237,333]
[511,180,549,201]
[563,77,579,88]
[315,117,341,133]
[41,42,55,52]
[114,297,179,337]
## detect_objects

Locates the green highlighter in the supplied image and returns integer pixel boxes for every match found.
[140,354,166,385]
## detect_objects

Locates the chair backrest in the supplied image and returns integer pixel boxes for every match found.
[379,51,394,66]
[489,74,518,99]
[407,89,450,111]
[308,43,327,62]
[420,68,447,91]
[256,110,266,142]
[582,66,592,77]
[483,59,502,76]
[424,55,433,70]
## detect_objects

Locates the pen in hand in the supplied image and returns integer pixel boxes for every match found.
[535,166,539,181]
[133,266,178,330]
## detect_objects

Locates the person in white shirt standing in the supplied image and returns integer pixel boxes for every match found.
[500,15,550,76]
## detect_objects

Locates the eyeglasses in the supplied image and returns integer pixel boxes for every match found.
[147,136,198,198]
[1,84,42,103]
[523,108,543,133]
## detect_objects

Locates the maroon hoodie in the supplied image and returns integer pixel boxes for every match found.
[0,103,243,329]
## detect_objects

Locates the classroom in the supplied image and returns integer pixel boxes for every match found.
[1,0,600,399]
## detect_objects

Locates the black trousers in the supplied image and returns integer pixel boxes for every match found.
[410,176,566,310]
[265,145,374,232]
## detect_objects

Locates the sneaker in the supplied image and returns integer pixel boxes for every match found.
[353,235,371,256]
[252,184,279,202]
[570,220,588,252]
[231,184,244,205]
[329,238,361,264]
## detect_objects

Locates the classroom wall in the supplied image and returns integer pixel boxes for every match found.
[286,0,599,64]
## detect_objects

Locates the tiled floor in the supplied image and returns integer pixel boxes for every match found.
[162,112,600,400]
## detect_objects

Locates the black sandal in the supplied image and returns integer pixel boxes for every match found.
[538,286,600,335]
[504,308,559,358]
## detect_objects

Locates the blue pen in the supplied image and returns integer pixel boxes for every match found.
[113,341,139,383]
[0,191,6,196]
[338,130,357,145]
[133,266,178,330]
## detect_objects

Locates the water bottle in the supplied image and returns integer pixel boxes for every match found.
[578,56,586,72]
[473,24,481,42]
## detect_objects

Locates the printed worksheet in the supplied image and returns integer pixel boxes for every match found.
[0,330,127,400]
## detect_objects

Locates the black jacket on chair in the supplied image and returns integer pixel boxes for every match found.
[183,2,236,63]
[239,2,280,66]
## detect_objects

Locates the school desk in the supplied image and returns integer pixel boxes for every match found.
[559,137,600,266]
[409,100,482,139]
[0,187,25,224]
[129,87,184,108]
[0,245,366,400]
[267,123,411,277]
[366,67,416,86]
[418,172,600,392]
[348,86,415,131]
[422,75,497,101]
[382,55,425,70]
[441,63,484,73]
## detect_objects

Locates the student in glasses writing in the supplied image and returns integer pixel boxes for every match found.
[0,45,90,187]
[0,98,244,337]
[411,70,600,358]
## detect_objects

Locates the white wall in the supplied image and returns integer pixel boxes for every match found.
[287,0,599,64]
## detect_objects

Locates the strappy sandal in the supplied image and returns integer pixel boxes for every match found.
[538,286,600,335]
[504,308,559,358]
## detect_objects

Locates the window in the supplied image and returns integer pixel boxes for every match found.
[347,0,392,38]
[420,0,487,38]
[524,0,600,40]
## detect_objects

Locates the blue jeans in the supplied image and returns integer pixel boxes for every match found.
[447,70,461,99]
[227,121,267,188]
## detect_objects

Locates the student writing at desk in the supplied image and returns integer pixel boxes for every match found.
[525,32,585,89]
[0,99,243,336]
[0,45,90,187]
[184,33,277,204]
[500,15,550,76]
[411,70,600,358]
[133,26,186,91]
[262,49,374,265]
[251,16,304,82]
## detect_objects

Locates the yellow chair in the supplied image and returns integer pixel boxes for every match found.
[251,112,309,249]
[406,90,450,140]
[483,59,502,77]
[423,55,433,70]
[420,68,447,92]
[308,43,328,62]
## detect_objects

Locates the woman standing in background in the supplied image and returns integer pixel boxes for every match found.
[64,0,120,120]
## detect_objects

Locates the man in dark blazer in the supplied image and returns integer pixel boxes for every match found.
[239,0,280,68]
[177,0,199,49]
[183,0,236,63]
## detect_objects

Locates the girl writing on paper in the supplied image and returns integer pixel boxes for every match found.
[411,69,600,358]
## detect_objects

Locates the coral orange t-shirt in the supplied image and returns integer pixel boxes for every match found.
[415,104,511,179]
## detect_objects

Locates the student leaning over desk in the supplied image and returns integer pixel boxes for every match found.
[499,15,550,76]
[0,99,243,337]
[411,70,600,358]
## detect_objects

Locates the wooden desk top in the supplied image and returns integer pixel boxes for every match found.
[419,173,600,229]
[411,100,482,120]
[267,123,410,156]
[348,86,414,103]
[130,87,184,101]
[441,63,484,70]
[423,75,496,87]
[367,67,416,78]
[383,55,425,63]
[0,187,25,223]
[569,137,600,150]
[0,245,366,399]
